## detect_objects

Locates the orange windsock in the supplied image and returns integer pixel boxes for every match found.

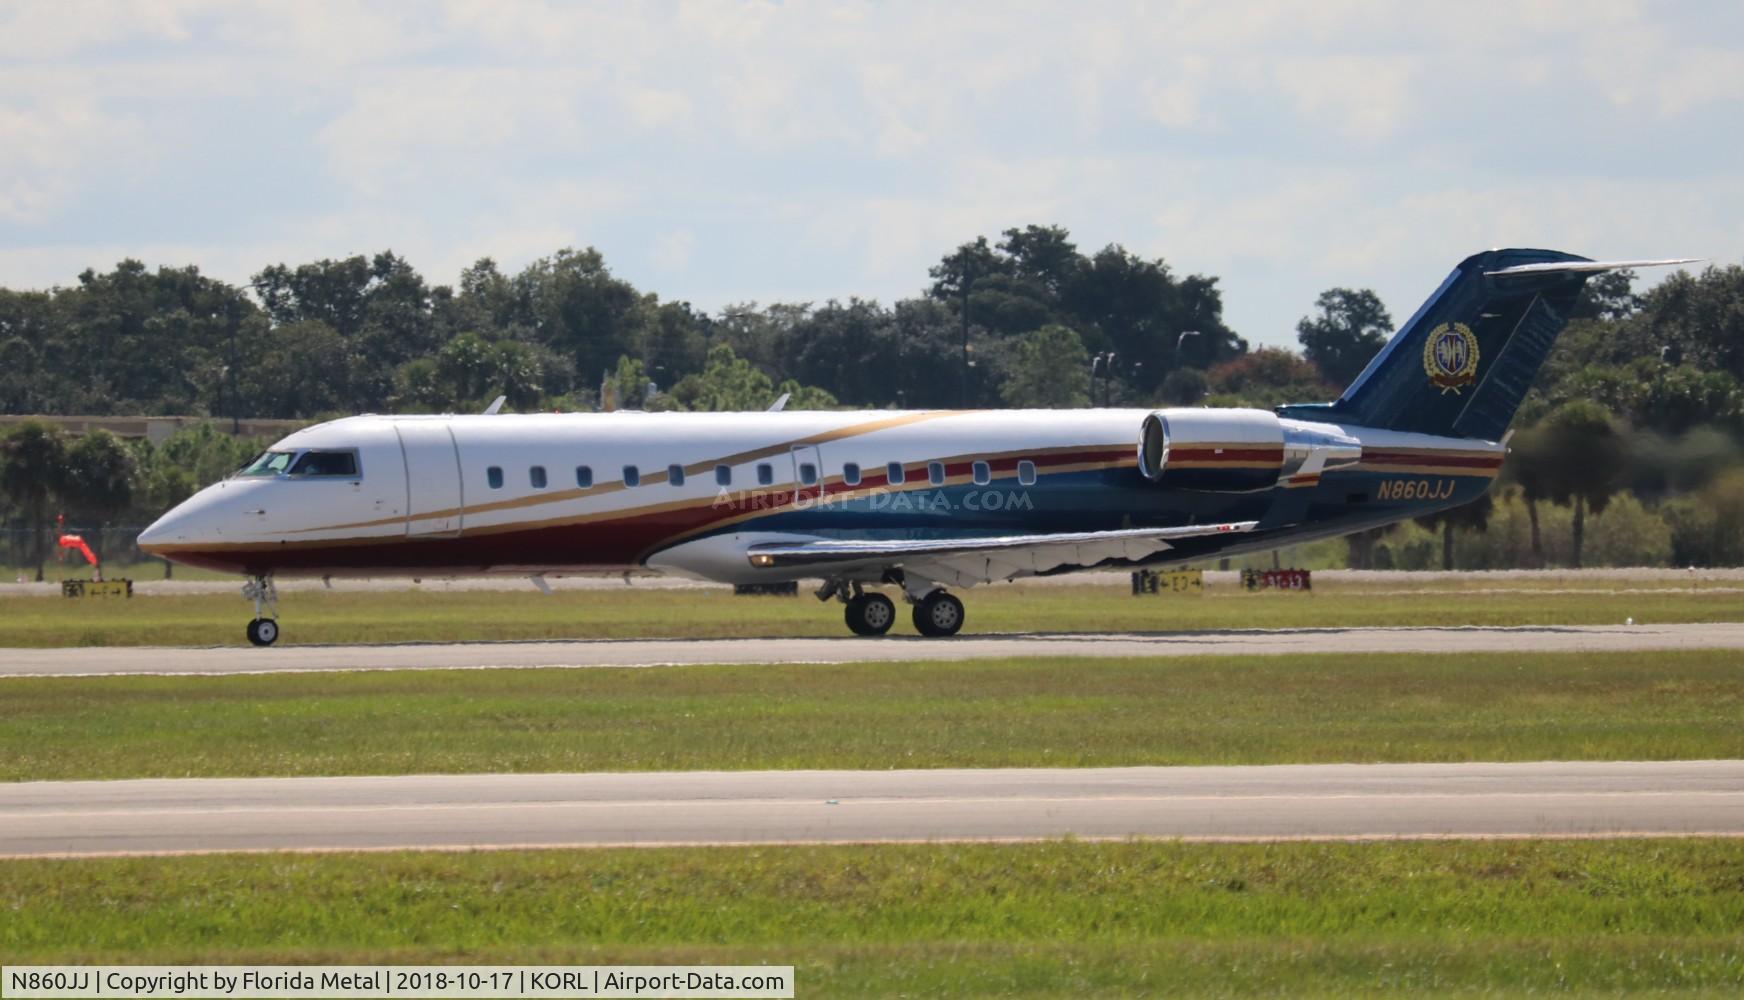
[57,534,99,570]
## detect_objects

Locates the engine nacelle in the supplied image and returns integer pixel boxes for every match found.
[1138,409,1285,492]
[1138,409,1362,492]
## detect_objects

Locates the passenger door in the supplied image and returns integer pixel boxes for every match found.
[396,422,464,537]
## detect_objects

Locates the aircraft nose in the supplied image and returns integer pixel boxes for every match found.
[137,495,217,555]
[136,485,259,575]
[135,507,180,555]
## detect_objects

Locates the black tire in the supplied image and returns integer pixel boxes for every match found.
[845,593,896,636]
[248,618,279,647]
[913,591,965,637]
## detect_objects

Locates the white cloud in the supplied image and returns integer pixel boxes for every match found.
[0,0,1740,351]
[318,68,593,194]
[624,88,693,130]
[1268,54,1419,140]
[0,97,146,221]
[650,229,697,271]
[0,0,202,58]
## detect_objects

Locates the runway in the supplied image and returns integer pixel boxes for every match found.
[6,566,1742,598]
[3,761,1740,857]
[3,622,1743,677]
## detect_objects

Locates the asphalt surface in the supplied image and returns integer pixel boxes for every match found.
[3,761,1740,857]
[6,566,1742,597]
[3,623,1742,677]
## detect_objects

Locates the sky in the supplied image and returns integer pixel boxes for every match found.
[3,0,1742,348]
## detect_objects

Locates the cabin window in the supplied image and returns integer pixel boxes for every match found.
[289,450,359,478]
[715,464,732,486]
[623,465,640,487]
[529,465,547,489]
[972,460,991,486]
[487,466,504,490]
[236,451,296,477]
[668,464,685,486]
[1017,460,1037,486]
[843,462,861,486]
[928,461,945,486]
[798,462,818,485]
[886,462,905,485]
[575,465,593,488]
[757,462,774,486]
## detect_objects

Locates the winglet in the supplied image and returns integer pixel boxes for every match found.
[482,395,507,415]
[767,392,791,413]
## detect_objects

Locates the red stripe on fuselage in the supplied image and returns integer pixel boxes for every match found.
[162,445,1138,576]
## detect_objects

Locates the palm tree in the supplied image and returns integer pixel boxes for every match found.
[0,422,68,581]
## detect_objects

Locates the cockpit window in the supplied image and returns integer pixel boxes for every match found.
[288,450,359,478]
[237,451,296,477]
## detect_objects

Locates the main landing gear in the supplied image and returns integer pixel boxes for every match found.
[844,592,897,636]
[913,590,965,638]
[823,578,965,638]
[242,574,280,647]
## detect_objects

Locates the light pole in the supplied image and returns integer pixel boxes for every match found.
[1169,330,1203,406]
[228,309,241,434]
[1091,351,1117,407]
[1176,329,1201,364]
[959,276,972,408]
[223,280,272,436]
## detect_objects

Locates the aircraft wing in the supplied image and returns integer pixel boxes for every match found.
[745,521,1257,588]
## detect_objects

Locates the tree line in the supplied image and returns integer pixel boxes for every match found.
[0,225,1254,418]
[3,224,1743,576]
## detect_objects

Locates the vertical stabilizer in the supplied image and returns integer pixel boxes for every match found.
[1278,249,1693,440]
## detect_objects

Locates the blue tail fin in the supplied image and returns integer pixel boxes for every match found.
[1279,248,1599,440]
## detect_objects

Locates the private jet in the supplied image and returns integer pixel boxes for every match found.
[138,249,1694,645]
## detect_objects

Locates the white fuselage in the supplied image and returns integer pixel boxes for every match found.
[138,408,1501,583]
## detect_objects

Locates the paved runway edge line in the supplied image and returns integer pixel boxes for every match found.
[3,623,1743,677]
[5,761,1742,858]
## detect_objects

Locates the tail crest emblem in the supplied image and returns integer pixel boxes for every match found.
[1423,322,1479,394]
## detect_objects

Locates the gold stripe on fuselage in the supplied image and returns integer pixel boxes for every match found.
[144,445,1136,556]
[636,450,1136,559]
[160,440,1134,555]
[294,410,964,534]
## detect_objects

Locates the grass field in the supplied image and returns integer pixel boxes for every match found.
[2,578,1741,646]
[5,839,1742,994]
[7,579,1741,994]
[4,650,1741,781]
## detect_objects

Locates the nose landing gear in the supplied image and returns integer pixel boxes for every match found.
[246,617,279,646]
[242,574,280,647]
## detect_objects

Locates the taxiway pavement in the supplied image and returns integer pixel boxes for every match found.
[2,623,1742,677]
[6,566,1743,598]
[3,761,1740,857]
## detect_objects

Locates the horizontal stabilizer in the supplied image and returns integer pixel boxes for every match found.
[1485,257,1703,276]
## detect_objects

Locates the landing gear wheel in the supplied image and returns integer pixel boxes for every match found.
[844,593,896,636]
[242,574,279,647]
[247,618,279,647]
[913,591,965,638]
